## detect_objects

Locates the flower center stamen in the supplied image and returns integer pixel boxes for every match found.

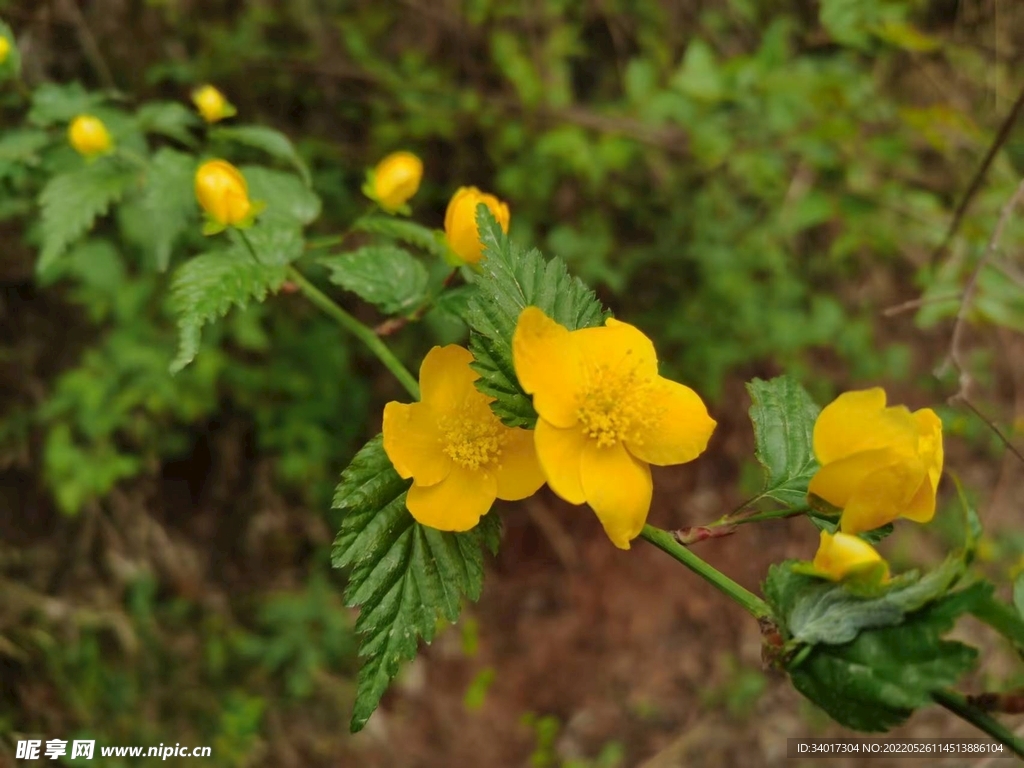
[577,363,655,448]
[440,412,503,470]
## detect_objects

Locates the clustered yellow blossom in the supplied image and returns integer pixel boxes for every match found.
[194,159,252,227]
[368,151,423,213]
[192,85,236,124]
[806,388,944,582]
[68,115,113,158]
[383,345,545,530]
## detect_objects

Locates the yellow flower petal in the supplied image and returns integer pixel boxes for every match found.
[68,115,113,157]
[813,530,889,581]
[443,186,510,264]
[535,418,588,504]
[839,460,926,534]
[406,465,497,531]
[419,345,481,413]
[903,477,936,524]
[625,377,716,466]
[580,440,652,549]
[382,401,451,487]
[495,427,546,500]
[573,318,658,379]
[195,159,252,226]
[808,447,901,509]
[512,307,582,428]
[813,388,917,465]
[372,151,423,212]
[914,408,944,488]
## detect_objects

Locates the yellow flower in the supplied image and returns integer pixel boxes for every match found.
[370,151,423,212]
[812,530,890,582]
[808,388,943,534]
[512,307,716,549]
[383,345,546,530]
[68,115,113,158]
[0,36,10,65]
[192,85,236,123]
[194,159,252,227]
[444,186,510,264]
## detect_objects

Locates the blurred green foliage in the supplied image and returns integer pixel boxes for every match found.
[1,0,1023,764]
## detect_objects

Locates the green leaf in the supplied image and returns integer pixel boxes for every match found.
[808,513,893,545]
[230,221,305,267]
[138,148,196,271]
[351,215,450,259]
[788,588,981,731]
[765,554,967,646]
[212,125,311,187]
[168,249,287,373]
[465,207,607,428]
[746,377,821,507]
[37,158,139,274]
[1015,575,1024,621]
[0,20,21,82]
[241,166,321,227]
[332,435,500,732]
[319,246,429,315]
[28,82,105,127]
[671,40,724,102]
[135,101,200,146]
[0,129,50,180]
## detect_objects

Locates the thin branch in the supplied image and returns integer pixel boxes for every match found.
[60,0,116,90]
[882,292,962,318]
[953,394,1024,466]
[930,79,1024,267]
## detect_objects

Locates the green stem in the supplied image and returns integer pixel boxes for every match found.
[285,265,420,400]
[639,524,772,620]
[933,689,1024,759]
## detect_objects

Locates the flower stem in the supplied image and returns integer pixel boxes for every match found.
[933,689,1024,759]
[284,265,420,400]
[639,524,772,620]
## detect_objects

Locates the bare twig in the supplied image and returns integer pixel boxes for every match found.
[59,0,116,90]
[930,80,1024,267]
[882,291,962,317]
[952,394,1024,466]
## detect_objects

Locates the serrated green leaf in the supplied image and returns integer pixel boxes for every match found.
[788,589,980,731]
[212,125,311,187]
[168,249,286,373]
[0,20,21,82]
[0,129,50,180]
[746,377,821,507]
[241,165,320,227]
[319,246,429,315]
[230,221,304,267]
[331,435,499,732]
[135,101,200,146]
[465,207,607,428]
[137,148,196,271]
[808,513,893,545]
[351,216,450,258]
[765,554,967,646]
[28,82,105,127]
[37,158,139,274]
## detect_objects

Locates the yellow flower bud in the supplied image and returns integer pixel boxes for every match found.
[812,530,889,582]
[194,159,252,227]
[191,85,236,124]
[370,151,423,212]
[444,186,510,264]
[0,36,10,65]
[68,115,113,158]
[808,388,943,534]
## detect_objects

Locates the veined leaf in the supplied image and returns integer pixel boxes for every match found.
[746,376,820,507]
[241,165,321,226]
[319,245,429,315]
[230,221,305,267]
[136,101,200,147]
[351,216,449,258]
[788,586,983,731]
[37,158,139,274]
[212,125,311,187]
[139,148,196,271]
[332,435,500,732]
[28,82,105,126]
[765,554,966,646]
[168,248,287,373]
[465,207,607,427]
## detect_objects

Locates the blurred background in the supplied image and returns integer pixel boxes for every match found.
[2,0,1024,765]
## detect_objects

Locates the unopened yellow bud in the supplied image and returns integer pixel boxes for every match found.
[444,186,510,264]
[0,36,10,65]
[68,115,113,158]
[370,151,423,212]
[812,530,889,582]
[192,85,236,124]
[195,159,252,227]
